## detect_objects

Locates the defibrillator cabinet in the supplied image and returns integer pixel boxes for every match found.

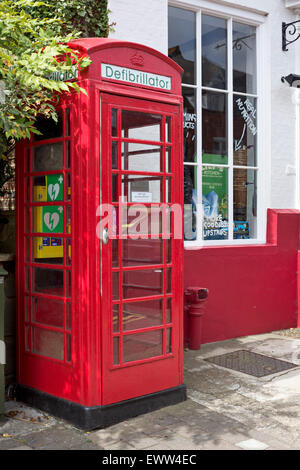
[15,38,185,429]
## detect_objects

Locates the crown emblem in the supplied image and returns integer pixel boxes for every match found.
[130,53,144,67]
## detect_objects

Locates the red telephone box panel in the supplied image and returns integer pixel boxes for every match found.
[15,39,185,429]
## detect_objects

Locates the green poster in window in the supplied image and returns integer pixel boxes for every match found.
[46,174,63,202]
[202,165,228,240]
[42,206,63,233]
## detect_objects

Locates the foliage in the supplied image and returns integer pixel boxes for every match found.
[0,0,94,194]
[30,0,111,38]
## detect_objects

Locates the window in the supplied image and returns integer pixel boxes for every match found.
[168,5,261,244]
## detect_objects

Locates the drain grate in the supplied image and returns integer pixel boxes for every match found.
[204,350,298,377]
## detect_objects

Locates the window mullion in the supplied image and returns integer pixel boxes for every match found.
[196,9,202,244]
[227,17,234,241]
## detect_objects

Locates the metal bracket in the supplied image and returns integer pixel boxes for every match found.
[282,20,300,51]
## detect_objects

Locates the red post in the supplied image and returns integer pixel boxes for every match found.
[185,287,209,350]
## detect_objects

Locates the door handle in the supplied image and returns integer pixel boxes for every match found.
[102,227,109,245]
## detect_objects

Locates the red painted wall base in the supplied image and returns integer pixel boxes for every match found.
[184,209,300,345]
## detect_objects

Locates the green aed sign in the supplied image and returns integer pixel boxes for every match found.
[42,206,64,234]
[101,63,172,90]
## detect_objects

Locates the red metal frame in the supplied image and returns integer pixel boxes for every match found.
[16,39,183,408]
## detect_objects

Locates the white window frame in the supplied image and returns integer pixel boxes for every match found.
[168,0,271,248]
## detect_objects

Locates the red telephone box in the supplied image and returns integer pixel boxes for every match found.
[15,39,185,429]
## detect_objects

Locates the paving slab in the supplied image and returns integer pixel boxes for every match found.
[1,331,300,450]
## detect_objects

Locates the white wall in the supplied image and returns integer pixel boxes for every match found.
[108,0,300,210]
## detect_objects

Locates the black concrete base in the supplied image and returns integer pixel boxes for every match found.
[15,384,187,430]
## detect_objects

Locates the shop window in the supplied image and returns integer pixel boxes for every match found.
[168,6,261,244]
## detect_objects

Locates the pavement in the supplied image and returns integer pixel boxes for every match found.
[1,329,300,451]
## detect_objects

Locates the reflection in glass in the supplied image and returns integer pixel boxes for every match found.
[33,297,64,328]
[122,143,162,172]
[34,111,63,141]
[121,111,161,141]
[233,22,256,94]
[233,95,257,167]
[184,166,197,241]
[168,6,196,85]
[202,166,228,241]
[123,330,163,363]
[33,267,64,296]
[112,141,118,169]
[122,239,163,266]
[123,299,163,331]
[202,91,227,164]
[113,304,119,333]
[183,87,197,163]
[202,15,227,89]
[111,108,118,137]
[123,269,163,299]
[113,337,119,365]
[112,272,119,300]
[33,143,63,172]
[233,169,257,239]
[32,327,64,361]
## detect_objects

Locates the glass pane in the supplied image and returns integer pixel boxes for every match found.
[123,299,163,331]
[66,238,71,266]
[122,175,162,203]
[65,108,70,137]
[122,239,163,266]
[66,335,71,362]
[66,174,71,201]
[112,174,118,202]
[183,87,197,163]
[33,236,63,264]
[123,269,163,299]
[121,111,162,141]
[66,303,71,330]
[34,111,63,141]
[184,166,197,241]
[165,117,171,143]
[33,206,64,234]
[32,327,64,361]
[66,141,71,168]
[202,166,229,240]
[25,325,31,352]
[166,298,172,324]
[113,337,119,365]
[123,330,163,363]
[122,143,162,172]
[233,95,257,166]
[112,141,118,169]
[33,174,63,202]
[32,297,64,328]
[111,108,118,137]
[202,15,227,89]
[233,22,256,94]
[166,147,171,173]
[66,271,71,298]
[25,267,30,292]
[112,272,119,300]
[120,206,162,237]
[168,6,196,85]
[25,237,30,262]
[25,296,30,322]
[25,177,30,202]
[33,143,63,172]
[202,91,228,164]
[113,304,119,333]
[166,268,172,294]
[166,328,172,354]
[33,267,64,297]
[234,168,257,239]
[112,239,119,268]
[25,207,31,233]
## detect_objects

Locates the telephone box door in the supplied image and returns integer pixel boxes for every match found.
[100,93,183,405]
